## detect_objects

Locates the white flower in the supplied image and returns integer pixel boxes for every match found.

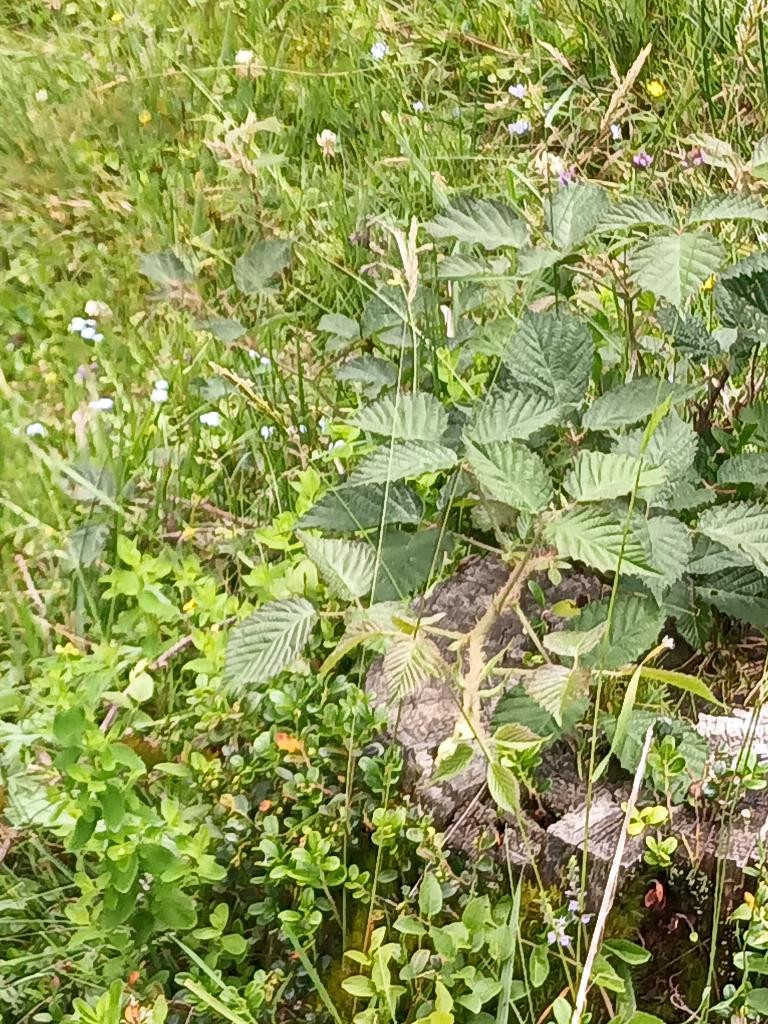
[259,355,271,367]
[661,635,676,650]
[316,128,337,157]
[507,118,530,136]
[235,49,254,65]
[150,387,168,403]
[80,326,97,340]
[319,416,329,432]
[68,316,86,333]
[370,40,388,60]
[35,88,48,103]
[610,123,622,141]
[84,299,112,318]
[154,379,169,391]
[412,100,425,112]
[329,438,345,451]
[26,422,47,437]
[508,83,527,99]
[89,397,114,411]
[533,151,565,178]
[199,411,222,427]
[260,424,275,440]
[298,424,307,434]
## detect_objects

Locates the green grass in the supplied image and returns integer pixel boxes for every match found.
[3,0,768,1021]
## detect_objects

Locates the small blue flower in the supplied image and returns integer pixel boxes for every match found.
[370,40,389,60]
[507,118,530,137]
[508,83,527,99]
[412,100,425,112]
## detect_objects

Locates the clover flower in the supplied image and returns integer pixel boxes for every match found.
[507,118,530,136]
[633,149,653,169]
[316,129,337,157]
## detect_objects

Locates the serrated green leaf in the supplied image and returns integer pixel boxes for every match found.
[350,441,457,484]
[578,592,665,670]
[139,250,194,285]
[298,532,376,600]
[543,622,607,659]
[564,451,667,502]
[522,664,573,726]
[584,378,683,431]
[517,246,563,275]
[436,253,510,279]
[614,410,699,504]
[695,564,768,627]
[432,742,475,783]
[487,761,520,813]
[715,252,768,317]
[597,197,675,231]
[656,306,719,358]
[425,197,527,250]
[225,599,317,690]
[493,722,545,748]
[336,355,398,398]
[628,231,724,307]
[687,194,768,225]
[663,580,712,648]
[299,482,423,532]
[717,452,768,486]
[466,389,561,443]
[687,535,751,575]
[233,240,291,294]
[381,634,445,699]
[501,312,593,406]
[547,183,608,250]
[352,392,448,442]
[372,529,454,602]
[628,515,692,594]
[544,506,653,575]
[465,439,553,512]
[699,501,768,575]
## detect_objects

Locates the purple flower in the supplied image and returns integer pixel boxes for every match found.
[507,118,530,137]
[633,149,653,169]
[559,165,577,186]
[508,83,527,99]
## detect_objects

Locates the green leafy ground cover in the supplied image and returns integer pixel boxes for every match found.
[4,1,768,1022]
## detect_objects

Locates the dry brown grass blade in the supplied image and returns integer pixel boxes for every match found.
[600,42,653,134]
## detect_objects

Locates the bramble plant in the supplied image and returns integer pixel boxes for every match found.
[5,2,768,1022]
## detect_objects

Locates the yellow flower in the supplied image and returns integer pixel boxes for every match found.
[702,274,716,292]
[182,598,197,613]
[646,79,666,99]
[110,10,124,22]
[138,110,152,125]
[744,891,756,909]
